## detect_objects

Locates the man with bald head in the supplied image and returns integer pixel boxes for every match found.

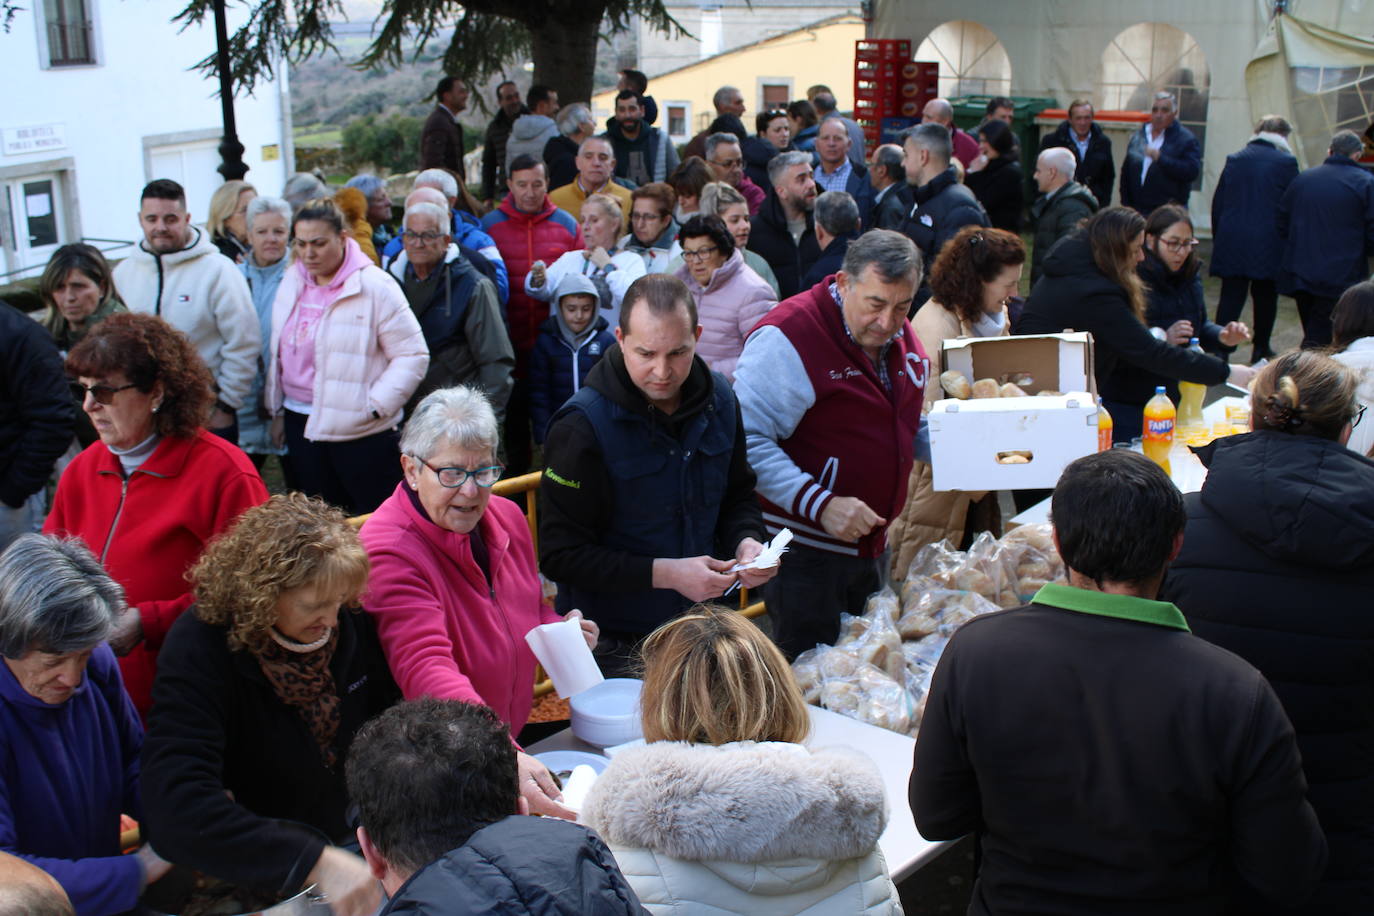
[922,98,979,169]
[1030,146,1099,283]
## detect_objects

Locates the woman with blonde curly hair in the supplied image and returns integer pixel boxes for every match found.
[582,606,902,914]
[43,312,267,715]
[141,492,398,915]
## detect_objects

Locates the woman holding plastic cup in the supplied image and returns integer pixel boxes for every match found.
[358,385,598,820]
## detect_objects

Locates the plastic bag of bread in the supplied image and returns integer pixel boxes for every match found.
[940,370,972,399]
[834,612,869,646]
[967,531,1026,607]
[971,378,1000,399]
[1000,522,1056,556]
[898,573,938,617]
[790,646,827,704]
[905,539,966,582]
[851,591,906,682]
[863,587,901,625]
[818,660,917,735]
[897,587,998,639]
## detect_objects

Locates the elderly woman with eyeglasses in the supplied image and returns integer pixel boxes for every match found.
[359,386,597,821]
[43,313,268,717]
[1099,203,1252,440]
[0,534,173,915]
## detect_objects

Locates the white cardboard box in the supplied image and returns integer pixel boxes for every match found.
[928,333,1102,491]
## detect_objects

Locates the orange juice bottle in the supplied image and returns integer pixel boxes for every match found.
[1143,386,1175,474]
[1097,398,1113,451]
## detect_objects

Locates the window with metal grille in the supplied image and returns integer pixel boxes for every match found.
[44,0,94,66]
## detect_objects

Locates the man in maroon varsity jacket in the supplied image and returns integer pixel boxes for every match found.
[734,229,928,658]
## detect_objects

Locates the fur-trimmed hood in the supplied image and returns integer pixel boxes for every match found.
[582,741,888,864]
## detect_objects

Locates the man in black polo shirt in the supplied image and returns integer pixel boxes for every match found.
[911,449,1326,915]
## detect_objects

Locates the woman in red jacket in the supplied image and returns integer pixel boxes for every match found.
[44,313,267,715]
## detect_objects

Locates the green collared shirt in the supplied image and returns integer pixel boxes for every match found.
[1032,582,1190,632]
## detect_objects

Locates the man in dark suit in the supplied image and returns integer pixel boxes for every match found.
[1210,115,1299,361]
[420,76,469,181]
[1038,99,1115,209]
[1120,92,1201,215]
[868,143,911,232]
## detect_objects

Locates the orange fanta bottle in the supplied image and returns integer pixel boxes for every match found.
[1097,398,1113,451]
[1142,386,1175,474]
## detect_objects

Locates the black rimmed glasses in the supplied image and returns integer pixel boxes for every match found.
[401,230,446,244]
[71,381,138,405]
[1159,236,1200,252]
[681,244,719,262]
[412,457,504,488]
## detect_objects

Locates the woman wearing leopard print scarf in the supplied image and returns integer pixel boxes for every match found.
[140,493,399,916]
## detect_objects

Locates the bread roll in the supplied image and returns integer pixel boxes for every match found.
[940,370,972,399]
[972,378,1000,399]
[999,383,1028,397]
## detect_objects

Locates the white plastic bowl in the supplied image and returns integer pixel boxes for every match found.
[569,678,643,748]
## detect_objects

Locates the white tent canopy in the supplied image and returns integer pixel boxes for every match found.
[871,0,1374,228]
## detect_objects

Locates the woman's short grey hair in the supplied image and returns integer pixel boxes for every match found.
[700,181,746,217]
[0,535,125,658]
[246,196,292,231]
[767,151,813,187]
[283,173,329,213]
[400,386,500,462]
[345,174,386,199]
[842,228,923,286]
[584,193,622,224]
[557,103,594,138]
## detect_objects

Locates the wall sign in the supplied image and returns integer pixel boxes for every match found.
[3,124,68,157]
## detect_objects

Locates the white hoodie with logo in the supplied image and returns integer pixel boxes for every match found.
[113,227,260,410]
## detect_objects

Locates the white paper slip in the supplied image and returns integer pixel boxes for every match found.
[524,617,604,699]
[560,764,599,811]
[730,528,793,572]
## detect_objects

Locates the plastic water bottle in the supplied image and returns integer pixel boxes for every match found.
[1177,338,1207,445]
[1143,386,1176,475]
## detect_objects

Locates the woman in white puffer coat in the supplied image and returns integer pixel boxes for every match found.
[581,606,904,916]
[1330,280,1374,458]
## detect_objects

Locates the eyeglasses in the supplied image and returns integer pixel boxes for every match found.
[1158,237,1199,252]
[412,457,504,488]
[402,230,446,244]
[631,211,667,223]
[709,158,743,169]
[1354,405,1367,428]
[71,382,138,405]
[681,245,719,262]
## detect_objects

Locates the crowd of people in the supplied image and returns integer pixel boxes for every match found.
[2,64,1374,916]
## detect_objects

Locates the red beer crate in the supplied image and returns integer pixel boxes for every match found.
[855,38,912,61]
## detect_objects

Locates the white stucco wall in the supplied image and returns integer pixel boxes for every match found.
[0,0,290,277]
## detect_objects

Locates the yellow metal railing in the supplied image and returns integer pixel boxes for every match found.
[349,470,766,698]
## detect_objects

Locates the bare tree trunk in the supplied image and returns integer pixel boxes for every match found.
[528,1,607,103]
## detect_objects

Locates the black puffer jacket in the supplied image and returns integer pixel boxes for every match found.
[1016,233,1229,390]
[0,301,75,508]
[1099,250,1232,407]
[965,155,1023,232]
[1164,431,1374,915]
[381,815,647,915]
[747,190,821,300]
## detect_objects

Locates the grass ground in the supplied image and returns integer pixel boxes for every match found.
[293,125,344,147]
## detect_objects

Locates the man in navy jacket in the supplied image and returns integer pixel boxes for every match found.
[1120,92,1201,215]
[1277,129,1374,348]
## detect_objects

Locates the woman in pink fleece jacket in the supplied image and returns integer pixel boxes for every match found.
[674,214,776,382]
[359,385,599,821]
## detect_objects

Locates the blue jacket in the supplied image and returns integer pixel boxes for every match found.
[1210,136,1299,280]
[792,123,819,153]
[237,256,289,455]
[1120,120,1201,214]
[1278,155,1374,298]
[801,234,852,289]
[381,212,509,303]
[823,161,874,231]
[0,645,144,916]
[380,815,647,915]
[530,313,614,446]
